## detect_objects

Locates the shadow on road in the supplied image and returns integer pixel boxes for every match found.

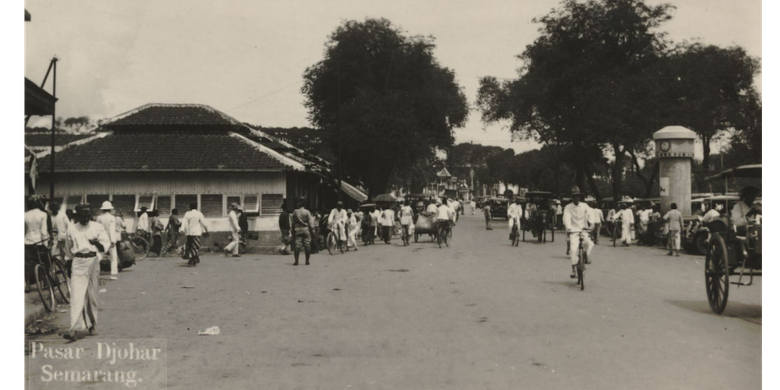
[664,299,762,324]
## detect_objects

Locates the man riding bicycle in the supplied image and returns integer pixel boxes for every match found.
[563,186,594,279]
[328,201,348,248]
[507,197,523,240]
[436,197,454,238]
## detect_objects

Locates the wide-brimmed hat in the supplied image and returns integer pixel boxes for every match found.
[230,202,239,210]
[570,186,582,196]
[100,201,114,210]
[140,206,148,211]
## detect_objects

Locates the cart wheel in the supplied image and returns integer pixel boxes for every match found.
[705,234,730,314]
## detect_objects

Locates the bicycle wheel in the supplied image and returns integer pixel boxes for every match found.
[613,223,619,247]
[52,257,71,304]
[34,264,55,312]
[577,247,585,290]
[131,236,150,260]
[327,232,337,255]
[512,227,519,246]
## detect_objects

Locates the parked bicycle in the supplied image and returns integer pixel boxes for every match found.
[29,239,71,312]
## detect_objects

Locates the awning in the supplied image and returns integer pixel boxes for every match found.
[342,181,368,202]
[25,78,57,116]
[705,164,762,181]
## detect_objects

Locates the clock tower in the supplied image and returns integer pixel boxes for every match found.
[653,126,696,216]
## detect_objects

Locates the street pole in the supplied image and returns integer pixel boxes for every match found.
[49,58,58,201]
[337,62,342,202]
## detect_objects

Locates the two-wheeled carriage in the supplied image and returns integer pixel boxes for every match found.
[522,191,555,244]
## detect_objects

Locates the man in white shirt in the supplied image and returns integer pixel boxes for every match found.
[96,201,120,279]
[136,206,150,239]
[381,205,396,244]
[588,200,605,244]
[224,203,242,257]
[701,203,722,224]
[731,186,761,235]
[563,187,594,279]
[556,202,564,229]
[398,201,415,245]
[64,203,111,341]
[436,198,455,237]
[50,202,71,261]
[25,197,50,291]
[507,198,523,240]
[615,202,635,246]
[426,200,439,214]
[183,202,208,267]
[328,201,348,245]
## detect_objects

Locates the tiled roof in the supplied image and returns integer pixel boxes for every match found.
[25,132,95,147]
[36,131,295,172]
[102,104,240,128]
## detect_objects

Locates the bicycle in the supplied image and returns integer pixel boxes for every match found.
[612,219,623,247]
[400,224,411,246]
[327,223,348,255]
[573,231,589,291]
[437,220,451,248]
[511,218,520,247]
[130,231,151,260]
[29,239,71,312]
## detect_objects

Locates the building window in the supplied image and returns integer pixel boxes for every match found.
[111,195,136,218]
[86,194,111,208]
[175,194,197,213]
[157,196,172,216]
[135,195,155,212]
[261,194,283,215]
[244,195,260,214]
[200,194,223,218]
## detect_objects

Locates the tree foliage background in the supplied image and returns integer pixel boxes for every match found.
[302,18,468,197]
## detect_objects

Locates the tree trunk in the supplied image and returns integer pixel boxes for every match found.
[584,161,601,202]
[701,134,712,172]
[612,143,625,201]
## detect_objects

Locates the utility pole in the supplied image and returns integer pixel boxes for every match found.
[49,58,58,201]
[337,62,342,202]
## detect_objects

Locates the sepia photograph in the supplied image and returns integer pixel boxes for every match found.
[14,0,766,388]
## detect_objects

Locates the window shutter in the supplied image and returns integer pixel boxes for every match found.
[201,195,223,218]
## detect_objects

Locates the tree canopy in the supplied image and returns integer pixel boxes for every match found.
[302,18,469,196]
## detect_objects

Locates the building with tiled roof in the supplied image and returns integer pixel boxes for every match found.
[30,103,366,246]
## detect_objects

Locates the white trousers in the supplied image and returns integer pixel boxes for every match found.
[225,231,240,255]
[348,225,359,248]
[508,217,520,232]
[568,232,594,265]
[621,222,632,243]
[109,245,119,275]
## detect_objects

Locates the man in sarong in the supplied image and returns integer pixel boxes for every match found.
[183,202,208,267]
[64,203,110,341]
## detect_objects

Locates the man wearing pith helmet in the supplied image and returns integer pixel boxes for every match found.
[96,200,119,280]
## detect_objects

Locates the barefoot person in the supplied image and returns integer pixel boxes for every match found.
[183,202,208,267]
[291,198,314,266]
[64,203,111,341]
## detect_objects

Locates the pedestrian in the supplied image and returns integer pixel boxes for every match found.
[96,201,119,279]
[563,187,594,279]
[183,202,208,266]
[616,202,634,247]
[328,201,348,248]
[470,199,476,215]
[64,203,110,341]
[636,205,650,244]
[310,209,321,254]
[238,206,249,244]
[508,198,523,240]
[136,206,150,241]
[398,200,414,244]
[347,209,359,250]
[149,210,164,257]
[372,205,382,241]
[381,205,396,244]
[663,202,684,256]
[367,208,378,245]
[50,201,72,265]
[278,200,292,255]
[115,211,126,240]
[588,200,604,245]
[164,208,182,255]
[224,203,242,257]
[556,201,563,229]
[24,196,50,291]
[483,202,493,230]
[291,198,314,266]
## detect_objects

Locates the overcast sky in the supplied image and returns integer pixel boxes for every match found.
[24,0,761,154]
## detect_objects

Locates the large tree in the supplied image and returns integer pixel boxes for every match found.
[302,18,469,196]
[666,43,761,171]
[477,0,675,201]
